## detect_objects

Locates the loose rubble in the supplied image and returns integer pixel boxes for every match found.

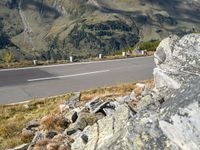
[10,34,200,150]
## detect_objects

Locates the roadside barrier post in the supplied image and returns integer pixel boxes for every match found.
[99,54,102,59]
[70,56,73,63]
[122,52,126,57]
[33,60,37,65]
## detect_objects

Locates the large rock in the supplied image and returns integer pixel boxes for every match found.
[97,77,200,150]
[71,104,135,150]
[154,34,200,94]
[71,34,200,150]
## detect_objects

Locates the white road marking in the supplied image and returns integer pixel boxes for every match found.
[28,70,110,82]
[0,56,153,72]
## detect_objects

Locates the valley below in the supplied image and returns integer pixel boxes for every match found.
[0,0,199,62]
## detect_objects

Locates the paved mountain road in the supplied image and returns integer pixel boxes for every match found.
[0,56,155,104]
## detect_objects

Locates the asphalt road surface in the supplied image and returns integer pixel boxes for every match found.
[0,56,155,104]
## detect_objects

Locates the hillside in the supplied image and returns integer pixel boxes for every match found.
[0,0,199,62]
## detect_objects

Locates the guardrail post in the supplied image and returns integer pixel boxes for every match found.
[122,52,126,57]
[99,54,102,59]
[70,56,73,63]
[33,60,37,65]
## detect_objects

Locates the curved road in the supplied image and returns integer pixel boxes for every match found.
[0,56,155,104]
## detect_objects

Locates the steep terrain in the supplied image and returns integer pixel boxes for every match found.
[0,0,199,61]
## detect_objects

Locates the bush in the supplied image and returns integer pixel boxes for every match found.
[2,51,14,66]
[139,40,160,51]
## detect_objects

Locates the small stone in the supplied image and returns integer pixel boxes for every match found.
[130,90,136,100]
[23,104,29,109]
[46,131,57,139]
[65,92,81,108]
[64,107,82,123]
[92,101,109,113]
[95,112,105,120]
[26,120,40,130]
[66,112,98,133]
[85,97,101,112]
[76,112,98,130]
[109,101,120,108]
[9,143,29,150]
[81,134,88,144]
[65,128,78,135]
[71,111,78,123]
[117,96,132,104]
[70,130,82,139]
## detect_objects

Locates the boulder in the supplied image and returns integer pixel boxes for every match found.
[65,112,98,135]
[64,107,83,123]
[96,77,200,150]
[85,97,110,114]
[71,124,98,150]
[71,104,134,150]
[85,97,101,112]
[75,112,98,130]
[154,34,200,94]
[71,34,200,150]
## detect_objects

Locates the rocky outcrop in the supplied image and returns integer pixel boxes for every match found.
[154,34,200,95]
[70,34,200,150]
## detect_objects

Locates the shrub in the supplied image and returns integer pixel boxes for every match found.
[2,51,14,67]
[139,40,160,51]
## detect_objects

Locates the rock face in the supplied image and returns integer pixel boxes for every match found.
[154,34,200,94]
[70,34,200,150]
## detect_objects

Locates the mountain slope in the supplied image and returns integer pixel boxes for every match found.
[0,0,199,61]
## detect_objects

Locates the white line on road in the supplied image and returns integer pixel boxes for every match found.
[27,70,110,82]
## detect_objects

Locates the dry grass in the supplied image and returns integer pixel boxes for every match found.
[40,115,69,132]
[0,80,154,149]
[0,94,72,150]
[80,80,154,102]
